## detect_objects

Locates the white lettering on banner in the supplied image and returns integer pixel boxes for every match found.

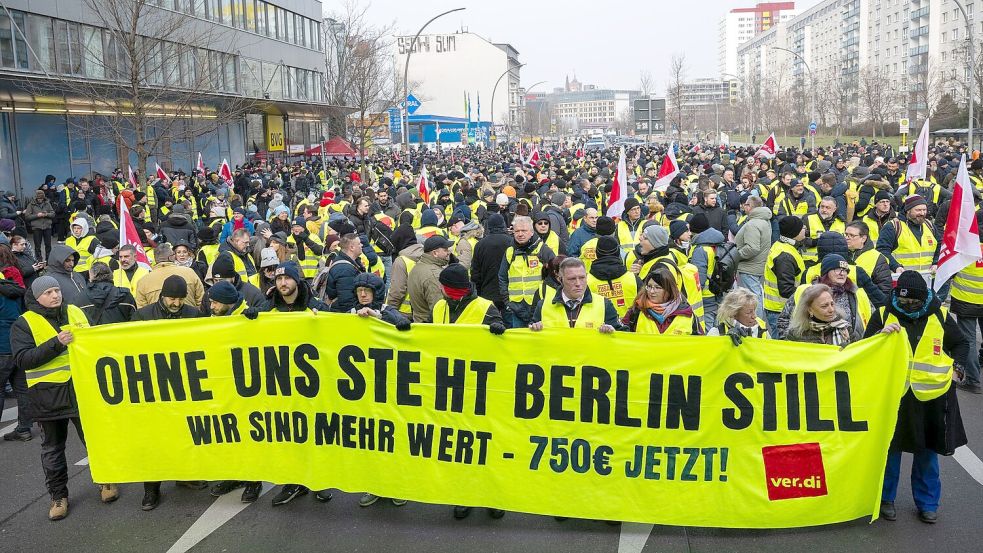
[397,35,456,55]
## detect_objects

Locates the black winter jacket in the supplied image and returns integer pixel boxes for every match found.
[10,305,79,421]
[73,281,136,325]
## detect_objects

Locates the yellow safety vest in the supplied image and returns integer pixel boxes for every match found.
[792,282,872,329]
[540,292,606,329]
[22,305,88,388]
[113,266,149,296]
[199,244,220,267]
[634,310,695,335]
[802,215,845,265]
[579,237,599,271]
[390,256,416,315]
[951,246,983,304]
[693,245,717,299]
[506,243,544,304]
[763,241,804,312]
[431,296,493,325]
[616,220,642,252]
[773,192,810,217]
[894,221,936,276]
[587,272,637,317]
[359,253,385,279]
[881,307,953,401]
[230,252,261,288]
[541,231,560,255]
[853,248,884,281]
[863,213,889,245]
[65,235,97,273]
[288,234,324,279]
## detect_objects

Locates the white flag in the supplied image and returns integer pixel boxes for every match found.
[934,154,982,290]
[906,119,930,182]
[606,147,628,219]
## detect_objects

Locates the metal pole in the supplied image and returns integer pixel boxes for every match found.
[722,72,748,142]
[519,80,546,152]
[490,63,526,152]
[401,8,466,163]
[955,0,975,152]
[772,47,815,151]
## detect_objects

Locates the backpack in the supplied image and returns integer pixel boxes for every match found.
[370,221,395,256]
[709,242,740,296]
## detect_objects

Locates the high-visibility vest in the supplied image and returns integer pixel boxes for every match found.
[143,185,157,222]
[853,248,885,281]
[230,252,261,288]
[113,266,149,295]
[431,296,493,325]
[359,252,385,279]
[579,237,599,271]
[540,291,606,329]
[894,221,936,276]
[792,282,872,329]
[416,226,445,240]
[288,234,324,279]
[541,231,559,255]
[692,244,717,299]
[294,198,312,217]
[802,215,845,265]
[22,305,88,388]
[199,244,220,267]
[616,220,642,252]
[506,243,544,304]
[862,213,890,244]
[389,256,416,315]
[65,235,97,273]
[971,175,983,193]
[881,306,953,401]
[587,272,637,317]
[634,309,695,335]
[763,241,804,312]
[905,180,942,205]
[951,246,983,304]
[717,317,770,338]
[773,192,810,217]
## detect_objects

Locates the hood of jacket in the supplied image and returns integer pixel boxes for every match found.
[47,244,79,274]
[352,272,386,310]
[590,254,628,281]
[85,280,122,306]
[748,206,773,221]
[397,242,424,260]
[395,191,415,210]
[693,227,725,246]
[166,214,190,227]
[486,213,508,234]
[70,218,90,237]
[418,252,449,269]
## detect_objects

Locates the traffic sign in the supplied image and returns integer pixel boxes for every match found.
[388,108,401,134]
[899,118,910,133]
[809,121,817,136]
[405,94,421,115]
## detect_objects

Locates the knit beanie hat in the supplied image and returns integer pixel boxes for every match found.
[778,215,804,239]
[211,253,238,280]
[209,280,240,305]
[820,254,849,277]
[595,216,616,236]
[904,194,927,212]
[689,213,710,235]
[161,275,188,298]
[273,261,302,284]
[438,263,471,289]
[895,270,928,301]
[596,235,621,257]
[669,220,689,240]
[31,275,59,298]
[642,224,669,248]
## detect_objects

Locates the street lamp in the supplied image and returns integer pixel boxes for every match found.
[400,7,466,163]
[520,80,546,146]
[772,46,816,151]
[722,72,752,142]
[954,0,976,152]
[490,63,526,150]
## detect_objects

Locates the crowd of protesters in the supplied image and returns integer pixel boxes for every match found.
[0,137,977,525]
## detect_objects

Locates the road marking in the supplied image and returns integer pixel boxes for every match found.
[166,483,273,553]
[954,445,983,486]
[618,522,653,553]
[1,406,15,422]
[75,457,89,466]
[0,421,17,435]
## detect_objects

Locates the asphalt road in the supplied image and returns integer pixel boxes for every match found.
[0,388,981,553]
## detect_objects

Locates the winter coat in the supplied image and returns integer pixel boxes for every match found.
[351,272,410,330]
[133,300,203,321]
[134,262,205,309]
[776,280,866,341]
[0,196,19,219]
[693,204,727,234]
[566,224,597,257]
[325,251,364,313]
[849,242,894,302]
[43,245,85,305]
[201,277,267,313]
[24,197,54,230]
[498,235,556,324]
[14,249,39,289]
[0,278,24,354]
[689,228,725,293]
[159,214,198,249]
[470,216,512,304]
[406,252,448,323]
[10,304,81,421]
[863,297,967,455]
[544,205,570,253]
[735,206,773,276]
[265,278,329,312]
[73,280,137,325]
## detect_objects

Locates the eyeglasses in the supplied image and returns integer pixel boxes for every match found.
[645,283,664,291]
[536,221,549,225]
[843,233,862,239]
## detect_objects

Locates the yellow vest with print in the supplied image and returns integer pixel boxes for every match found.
[881,306,953,401]
[506,243,544,305]
[431,297,493,325]
[587,272,637,317]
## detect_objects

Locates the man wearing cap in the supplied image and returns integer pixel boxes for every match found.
[615,198,645,253]
[862,190,896,244]
[257,246,280,294]
[876,194,939,282]
[218,228,260,288]
[407,235,453,322]
[867,270,968,524]
[287,215,324,280]
[432,263,505,329]
[10,276,116,520]
[499,215,555,328]
[689,213,726,329]
[135,243,204,309]
[668,220,691,267]
[196,227,221,267]
[577,215,617,272]
[762,216,806,336]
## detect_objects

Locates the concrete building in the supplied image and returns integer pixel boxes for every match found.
[0,0,335,196]
[395,31,519,147]
[718,2,798,77]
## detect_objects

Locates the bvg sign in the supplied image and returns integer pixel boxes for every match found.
[266,115,285,152]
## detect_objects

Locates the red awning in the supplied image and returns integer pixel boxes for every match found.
[306,137,357,157]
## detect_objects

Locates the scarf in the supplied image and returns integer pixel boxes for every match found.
[442,285,469,301]
[808,316,851,346]
[175,258,194,268]
[643,297,681,324]
[233,217,245,231]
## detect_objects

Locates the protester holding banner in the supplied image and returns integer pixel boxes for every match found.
[707,287,769,340]
[777,254,870,341]
[784,282,862,346]
[865,271,968,523]
[622,265,702,335]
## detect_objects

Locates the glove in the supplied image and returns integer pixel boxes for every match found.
[396,321,412,332]
[728,332,742,347]
[489,323,506,335]
[242,307,260,320]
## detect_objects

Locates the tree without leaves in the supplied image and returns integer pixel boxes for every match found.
[22,0,256,179]
[858,67,899,137]
[639,70,655,96]
[666,55,687,140]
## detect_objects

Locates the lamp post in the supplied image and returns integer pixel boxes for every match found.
[400,7,465,163]
[954,0,976,152]
[722,72,751,142]
[490,63,526,151]
[772,46,816,151]
[520,80,546,148]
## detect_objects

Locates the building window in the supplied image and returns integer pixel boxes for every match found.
[82,25,104,79]
[27,14,55,73]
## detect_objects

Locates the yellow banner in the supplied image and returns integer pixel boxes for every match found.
[265,114,284,152]
[68,314,910,528]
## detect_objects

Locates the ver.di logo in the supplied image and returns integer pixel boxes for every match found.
[761,443,829,501]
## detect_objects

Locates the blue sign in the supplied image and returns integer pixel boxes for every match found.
[809,121,817,135]
[406,94,421,115]
[388,108,401,133]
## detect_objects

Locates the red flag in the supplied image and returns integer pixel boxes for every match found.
[934,154,981,290]
[907,119,930,182]
[417,165,430,204]
[127,165,138,188]
[654,143,680,191]
[576,148,584,158]
[755,133,778,159]
[606,147,628,219]
[119,199,151,271]
[219,159,233,184]
[196,152,205,175]
[155,163,171,183]
[525,146,540,167]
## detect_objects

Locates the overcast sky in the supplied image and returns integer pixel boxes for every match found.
[328,0,820,93]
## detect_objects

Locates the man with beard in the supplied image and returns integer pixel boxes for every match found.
[876,195,939,283]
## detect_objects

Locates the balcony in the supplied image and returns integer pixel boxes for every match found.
[910,26,929,38]
[910,6,930,20]
[910,45,929,56]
